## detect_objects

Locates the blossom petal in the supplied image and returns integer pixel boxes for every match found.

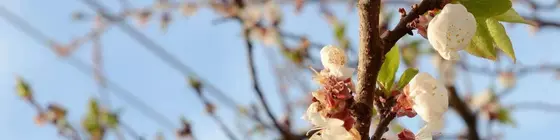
[407,72,449,132]
[320,45,348,69]
[427,4,477,60]
[312,91,327,104]
[416,118,445,140]
[328,67,355,80]
[302,102,320,122]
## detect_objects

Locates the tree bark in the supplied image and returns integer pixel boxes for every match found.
[354,0,383,140]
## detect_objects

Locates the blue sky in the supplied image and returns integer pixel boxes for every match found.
[0,0,559,140]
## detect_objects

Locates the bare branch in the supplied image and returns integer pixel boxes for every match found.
[242,28,293,139]
[381,0,444,55]
[447,86,481,140]
[509,101,560,113]
[355,0,383,139]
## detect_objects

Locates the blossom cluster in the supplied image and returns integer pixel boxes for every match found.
[302,45,359,140]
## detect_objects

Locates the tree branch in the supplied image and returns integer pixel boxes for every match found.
[243,28,293,139]
[371,112,396,140]
[356,1,445,139]
[447,86,480,140]
[354,0,383,140]
[381,0,444,55]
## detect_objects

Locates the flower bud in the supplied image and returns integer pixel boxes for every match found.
[498,72,516,88]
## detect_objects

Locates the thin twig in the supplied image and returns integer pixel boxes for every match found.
[509,101,560,113]
[243,28,292,139]
[190,86,239,140]
[447,86,481,140]
[0,6,178,130]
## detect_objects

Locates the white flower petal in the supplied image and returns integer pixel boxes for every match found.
[312,92,327,104]
[416,118,445,140]
[427,4,476,60]
[407,72,448,134]
[323,118,345,128]
[438,50,460,60]
[302,102,320,121]
[320,45,348,70]
[322,126,353,140]
[470,89,494,110]
[328,67,355,80]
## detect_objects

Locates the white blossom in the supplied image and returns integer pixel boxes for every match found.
[304,109,353,140]
[239,6,262,28]
[320,45,354,80]
[264,0,282,23]
[312,91,327,104]
[469,89,495,110]
[302,102,321,122]
[406,72,449,140]
[263,28,280,46]
[427,4,476,60]
[498,72,516,88]
[469,89,501,120]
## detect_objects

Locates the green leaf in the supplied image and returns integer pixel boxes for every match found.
[82,114,100,132]
[486,18,516,62]
[396,68,419,90]
[497,108,516,127]
[88,98,101,116]
[102,112,119,129]
[371,107,377,116]
[16,77,32,99]
[464,18,497,60]
[334,23,346,41]
[377,46,400,95]
[402,40,421,68]
[493,8,536,26]
[460,0,512,18]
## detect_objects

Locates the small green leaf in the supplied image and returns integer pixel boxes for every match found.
[402,40,421,68]
[371,107,377,116]
[464,18,497,60]
[82,114,100,132]
[396,68,419,90]
[486,18,516,63]
[281,50,303,65]
[497,108,516,127]
[102,112,119,129]
[493,8,536,26]
[334,23,346,41]
[88,98,101,116]
[459,0,512,18]
[16,77,32,99]
[377,46,400,94]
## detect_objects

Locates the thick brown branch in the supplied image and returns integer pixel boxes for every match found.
[447,86,480,140]
[355,0,383,140]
